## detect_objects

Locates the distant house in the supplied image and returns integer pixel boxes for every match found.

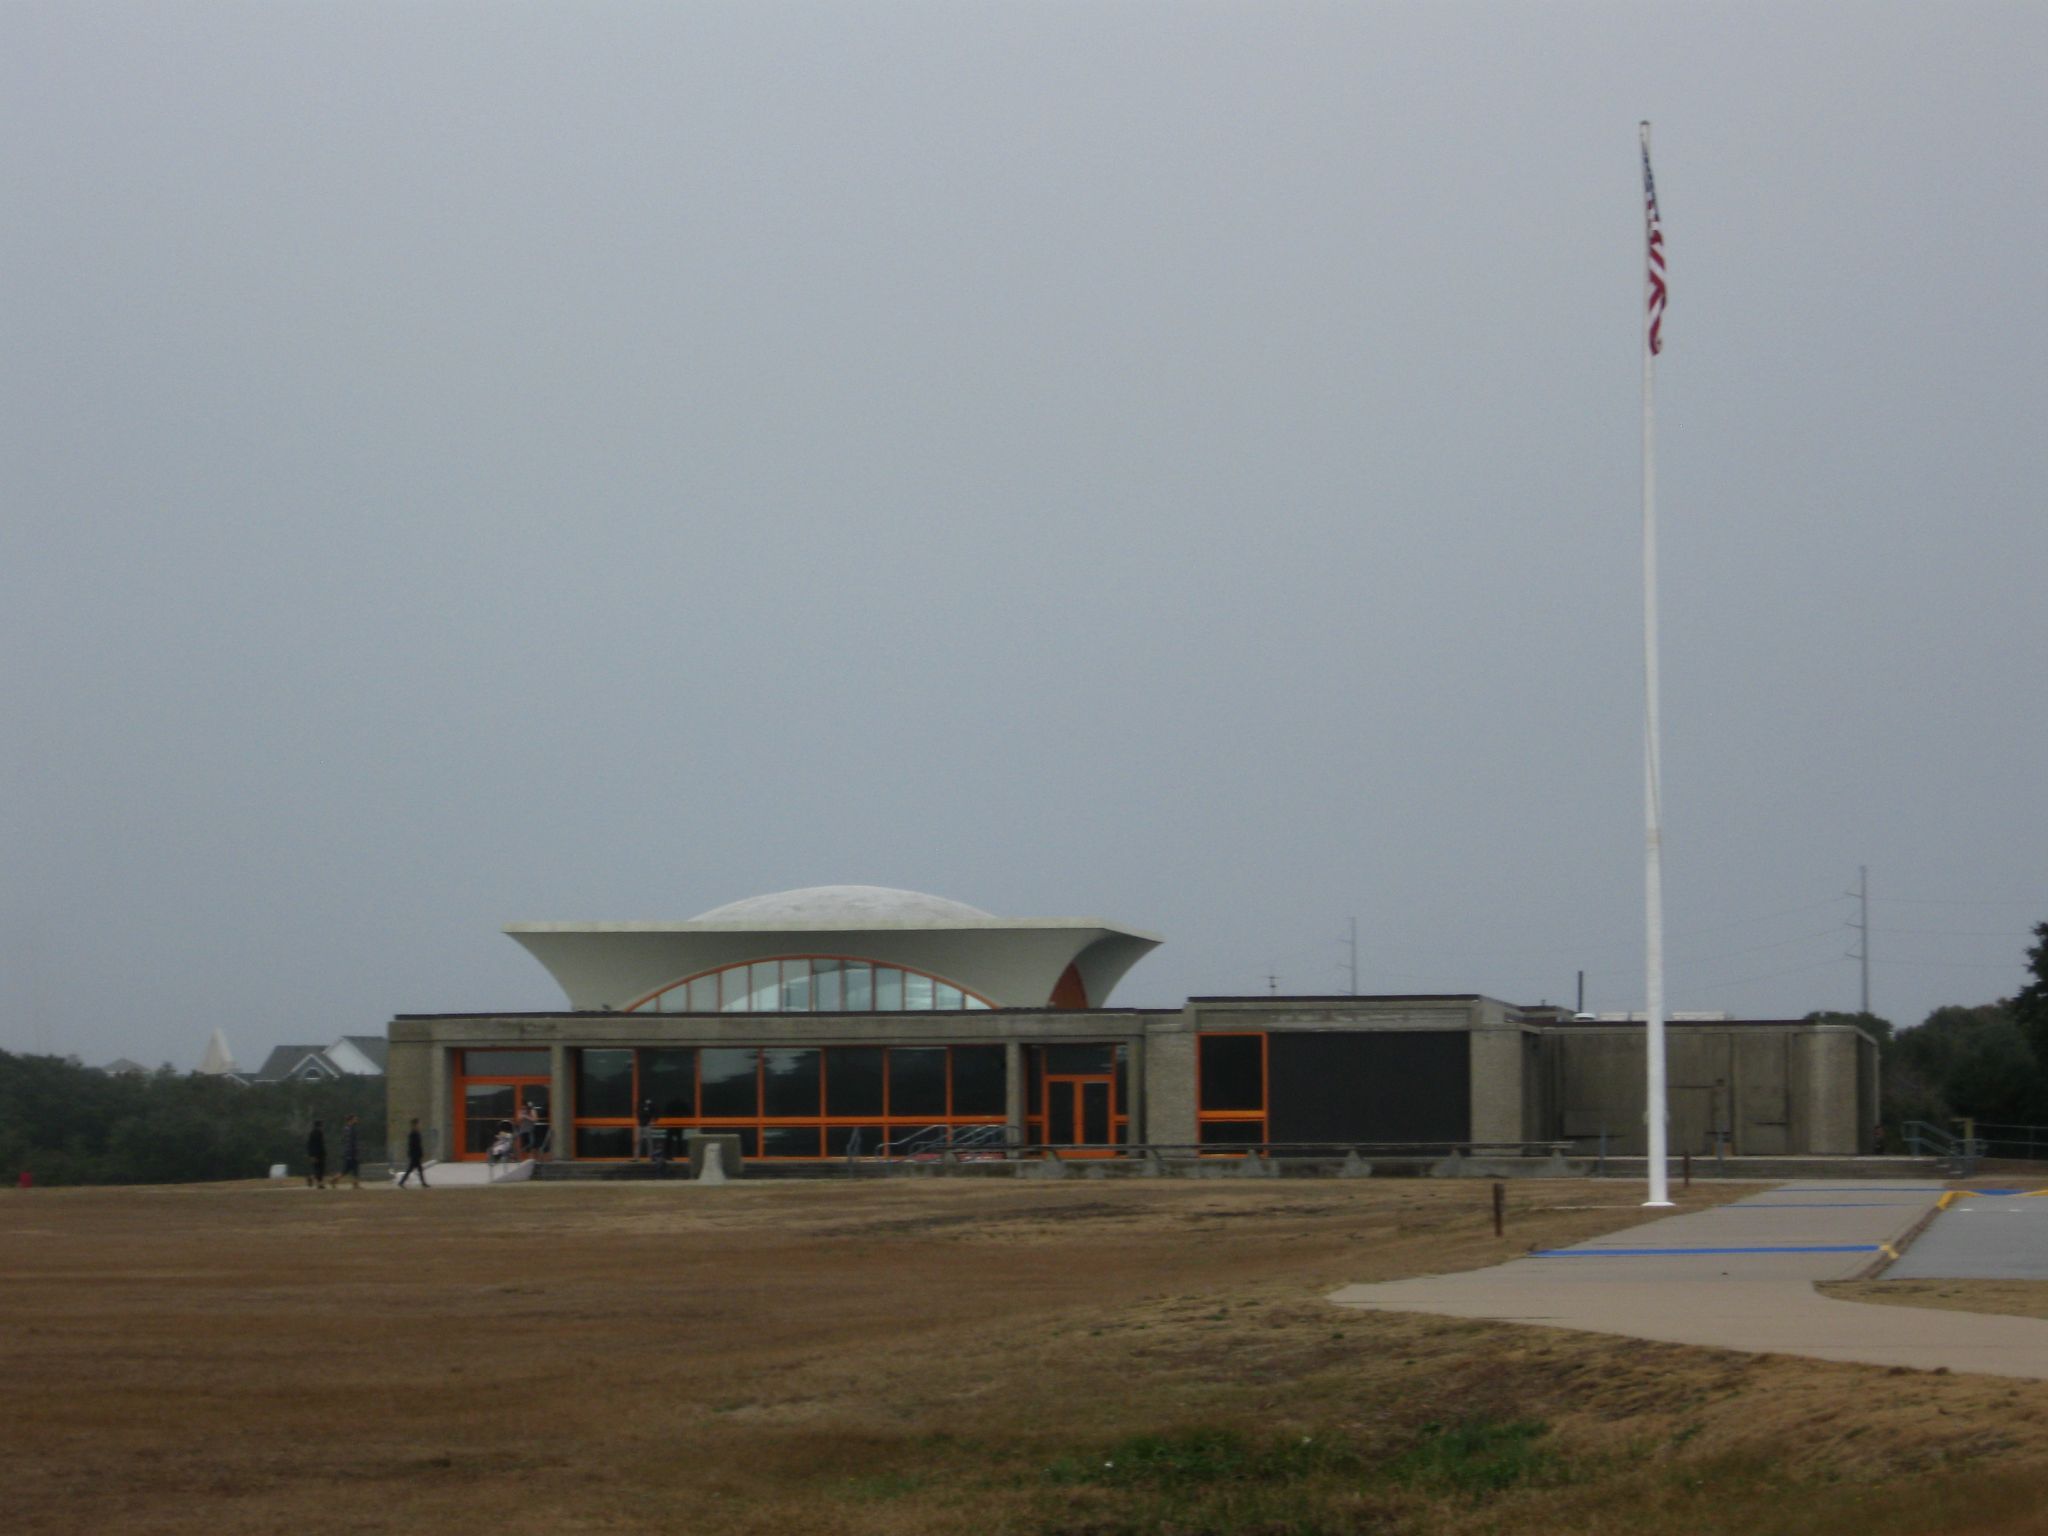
[239,1036,389,1084]
[324,1035,390,1076]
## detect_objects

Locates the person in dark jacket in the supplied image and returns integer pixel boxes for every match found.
[337,1114,362,1189]
[397,1118,429,1188]
[306,1120,327,1189]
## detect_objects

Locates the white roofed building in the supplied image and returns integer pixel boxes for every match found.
[383,885,1878,1171]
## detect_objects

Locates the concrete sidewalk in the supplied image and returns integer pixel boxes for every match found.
[1886,1189,2048,1280]
[1330,1182,2048,1380]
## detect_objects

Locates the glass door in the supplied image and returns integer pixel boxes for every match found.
[456,1080,550,1159]
[1044,1076,1116,1156]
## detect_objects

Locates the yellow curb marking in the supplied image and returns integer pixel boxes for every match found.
[1938,1191,1959,1210]
[1878,1242,1899,1261]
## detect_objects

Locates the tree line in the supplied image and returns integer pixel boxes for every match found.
[1812,920,2048,1138]
[0,1052,386,1186]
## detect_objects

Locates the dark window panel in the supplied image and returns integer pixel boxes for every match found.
[699,1048,760,1118]
[888,1047,947,1118]
[1044,1044,1113,1076]
[463,1085,517,1154]
[1266,1031,1470,1143]
[826,1125,888,1156]
[1198,1035,1265,1112]
[1198,1120,1266,1146]
[576,1049,635,1120]
[825,1047,886,1117]
[576,1125,635,1159]
[762,1048,822,1117]
[949,1045,1006,1117]
[761,1126,822,1158]
[640,1049,696,1119]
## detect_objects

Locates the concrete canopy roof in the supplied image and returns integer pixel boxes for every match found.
[505,885,1162,1012]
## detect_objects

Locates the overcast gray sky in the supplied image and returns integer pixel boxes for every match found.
[6,2,2045,1069]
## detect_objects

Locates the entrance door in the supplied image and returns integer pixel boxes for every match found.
[1044,1076,1116,1155]
[457,1081,551,1159]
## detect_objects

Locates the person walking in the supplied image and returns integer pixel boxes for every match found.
[337,1114,362,1189]
[306,1119,328,1189]
[396,1118,429,1188]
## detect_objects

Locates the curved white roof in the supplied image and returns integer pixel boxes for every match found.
[690,884,993,925]
[506,885,1161,1010]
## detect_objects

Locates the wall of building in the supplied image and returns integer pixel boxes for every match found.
[389,1002,1876,1163]
[1538,1023,1878,1156]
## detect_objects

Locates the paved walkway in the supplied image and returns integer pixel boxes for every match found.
[1887,1188,2048,1279]
[1330,1182,2048,1380]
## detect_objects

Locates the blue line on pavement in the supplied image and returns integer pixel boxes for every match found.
[1727,1202,1925,1208]
[1532,1244,1881,1258]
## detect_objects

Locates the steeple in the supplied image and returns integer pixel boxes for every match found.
[197,1028,237,1076]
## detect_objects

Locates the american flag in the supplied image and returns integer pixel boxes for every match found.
[1642,134,1667,356]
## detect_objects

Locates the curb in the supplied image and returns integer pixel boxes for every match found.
[1849,1193,1949,1282]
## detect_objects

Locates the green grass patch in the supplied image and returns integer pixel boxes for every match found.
[1044,1427,1363,1490]
[1385,1417,1559,1497]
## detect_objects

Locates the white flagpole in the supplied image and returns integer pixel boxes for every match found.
[1640,121,1672,1207]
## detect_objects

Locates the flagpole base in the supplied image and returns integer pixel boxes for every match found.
[1642,1200,1676,1208]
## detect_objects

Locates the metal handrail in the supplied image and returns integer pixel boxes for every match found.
[1005,1139,1576,1160]
[1961,1121,2048,1162]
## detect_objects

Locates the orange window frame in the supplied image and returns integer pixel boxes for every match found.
[620,955,996,1015]
[1022,1043,1131,1152]
[452,1054,554,1162]
[1194,1031,1268,1153]
[567,1044,1012,1160]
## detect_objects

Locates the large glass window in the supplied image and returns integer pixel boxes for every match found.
[826,1047,885,1117]
[762,1126,821,1159]
[577,1125,634,1159]
[642,1049,696,1118]
[844,963,873,1010]
[566,1041,1021,1162]
[813,959,843,1011]
[630,957,992,1014]
[1199,1034,1265,1112]
[1199,1120,1265,1147]
[463,1084,518,1154]
[1046,1043,1113,1075]
[700,1048,760,1118]
[950,1045,1005,1117]
[763,1049,822,1117]
[889,1048,947,1117]
[781,959,811,1011]
[875,966,904,1012]
[576,1049,634,1120]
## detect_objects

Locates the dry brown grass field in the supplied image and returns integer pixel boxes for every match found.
[6,1177,2048,1536]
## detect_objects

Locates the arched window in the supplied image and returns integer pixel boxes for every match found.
[626,956,995,1014]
